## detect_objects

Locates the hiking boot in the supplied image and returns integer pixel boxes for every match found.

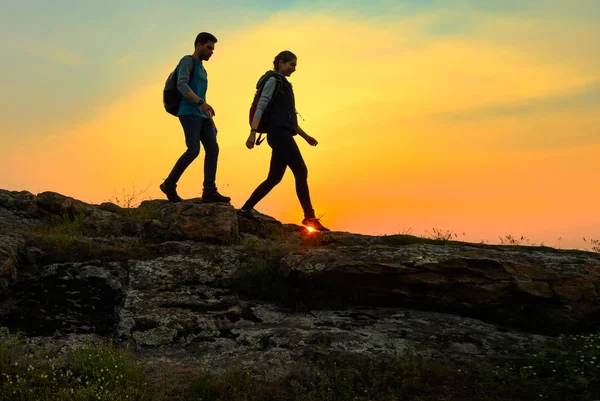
[202,190,231,203]
[302,217,330,232]
[237,208,262,223]
[160,183,183,202]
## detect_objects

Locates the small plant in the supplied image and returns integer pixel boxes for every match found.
[35,214,87,237]
[583,237,600,253]
[184,340,600,401]
[108,184,151,209]
[424,228,463,241]
[495,332,600,400]
[398,225,413,235]
[0,334,149,401]
[499,234,530,246]
[106,184,160,220]
[1,330,599,400]
[25,214,88,252]
[114,200,161,221]
[233,238,300,303]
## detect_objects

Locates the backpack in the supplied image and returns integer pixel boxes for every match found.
[163,55,196,116]
[248,74,283,145]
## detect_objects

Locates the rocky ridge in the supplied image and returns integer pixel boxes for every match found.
[1,188,599,377]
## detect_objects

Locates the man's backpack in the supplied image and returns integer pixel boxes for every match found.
[248,74,282,145]
[163,56,195,116]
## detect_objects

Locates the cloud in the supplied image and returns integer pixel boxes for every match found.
[113,54,135,65]
[21,45,83,68]
[437,80,600,119]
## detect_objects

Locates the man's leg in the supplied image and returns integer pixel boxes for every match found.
[161,116,203,202]
[199,120,231,203]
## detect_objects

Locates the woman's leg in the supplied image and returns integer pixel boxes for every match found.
[283,135,315,219]
[241,141,287,211]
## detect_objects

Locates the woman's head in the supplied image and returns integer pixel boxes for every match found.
[273,50,297,76]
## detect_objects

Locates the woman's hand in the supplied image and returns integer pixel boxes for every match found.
[246,131,256,149]
[304,135,318,146]
[297,125,317,146]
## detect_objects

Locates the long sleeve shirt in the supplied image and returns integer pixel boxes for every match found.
[176,56,209,118]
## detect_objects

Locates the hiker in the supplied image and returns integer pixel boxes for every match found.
[160,32,230,203]
[238,50,330,232]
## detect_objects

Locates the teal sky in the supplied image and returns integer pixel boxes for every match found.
[0,0,297,137]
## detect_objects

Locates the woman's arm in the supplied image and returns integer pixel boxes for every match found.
[297,125,318,146]
[252,77,277,123]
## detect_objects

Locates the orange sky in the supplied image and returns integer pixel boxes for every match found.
[1,3,599,250]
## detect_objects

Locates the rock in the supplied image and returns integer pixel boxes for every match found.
[237,209,305,239]
[35,191,95,219]
[117,245,253,346]
[279,243,600,334]
[135,304,549,380]
[0,189,37,215]
[0,187,599,380]
[111,243,549,375]
[0,234,25,292]
[0,261,127,336]
[153,200,239,244]
[98,202,122,214]
[0,189,40,232]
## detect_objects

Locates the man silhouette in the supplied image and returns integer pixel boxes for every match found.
[160,32,230,203]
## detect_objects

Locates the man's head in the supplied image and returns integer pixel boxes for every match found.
[194,32,217,61]
[273,50,297,77]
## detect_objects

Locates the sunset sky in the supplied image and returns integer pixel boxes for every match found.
[1,0,599,249]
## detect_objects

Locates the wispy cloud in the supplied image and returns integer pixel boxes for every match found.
[436,80,600,120]
[113,54,135,65]
[21,45,83,68]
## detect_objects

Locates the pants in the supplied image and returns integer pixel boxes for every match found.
[164,115,218,192]
[242,129,315,218]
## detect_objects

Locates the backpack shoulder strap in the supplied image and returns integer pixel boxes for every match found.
[272,75,286,99]
[274,75,284,89]
[186,55,195,83]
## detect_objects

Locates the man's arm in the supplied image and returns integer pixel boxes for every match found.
[175,56,215,116]
[176,57,204,104]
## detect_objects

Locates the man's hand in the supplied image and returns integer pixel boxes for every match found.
[304,135,318,146]
[200,103,215,117]
[246,131,256,149]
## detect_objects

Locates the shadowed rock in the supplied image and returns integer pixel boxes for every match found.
[279,242,600,334]
[0,234,25,292]
[0,261,126,336]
